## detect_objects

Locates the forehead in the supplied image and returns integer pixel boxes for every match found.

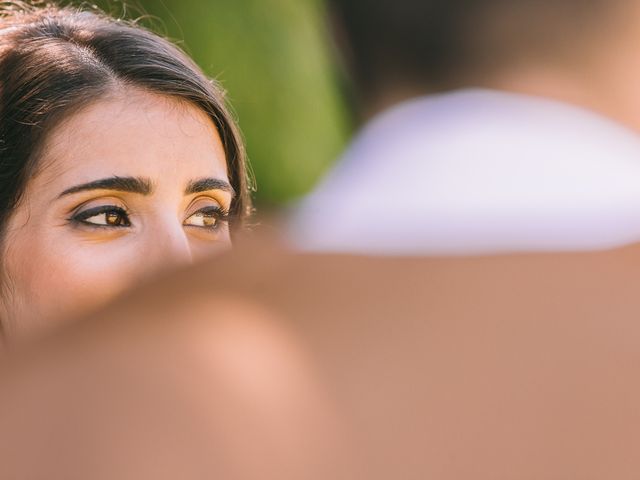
[36,88,229,189]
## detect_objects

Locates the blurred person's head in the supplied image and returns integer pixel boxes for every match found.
[328,0,640,124]
[0,2,252,340]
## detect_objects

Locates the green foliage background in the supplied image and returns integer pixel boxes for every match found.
[95,0,351,208]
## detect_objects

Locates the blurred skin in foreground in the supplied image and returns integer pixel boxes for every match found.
[3,241,640,478]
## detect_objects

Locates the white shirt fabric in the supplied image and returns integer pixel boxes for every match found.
[289,89,640,255]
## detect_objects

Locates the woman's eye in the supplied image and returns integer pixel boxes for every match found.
[72,206,131,228]
[184,206,228,230]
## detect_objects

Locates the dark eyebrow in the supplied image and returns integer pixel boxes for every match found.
[185,177,235,196]
[59,176,153,197]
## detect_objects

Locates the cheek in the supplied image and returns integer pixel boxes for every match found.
[3,229,142,337]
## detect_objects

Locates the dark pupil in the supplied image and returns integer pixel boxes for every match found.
[106,211,122,226]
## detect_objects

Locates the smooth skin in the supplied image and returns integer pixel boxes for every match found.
[0,88,234,339]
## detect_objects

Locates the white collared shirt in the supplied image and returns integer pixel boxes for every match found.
[289,89,640,255]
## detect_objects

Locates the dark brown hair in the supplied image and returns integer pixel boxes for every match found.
[0,1,253,235]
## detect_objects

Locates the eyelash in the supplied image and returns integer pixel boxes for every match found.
[184,206,230,231]
[69,205,230,231]
[70,205,131,229]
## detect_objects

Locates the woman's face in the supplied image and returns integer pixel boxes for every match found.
[0,89,234,339]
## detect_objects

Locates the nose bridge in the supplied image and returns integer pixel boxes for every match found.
[146,216,193,271]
